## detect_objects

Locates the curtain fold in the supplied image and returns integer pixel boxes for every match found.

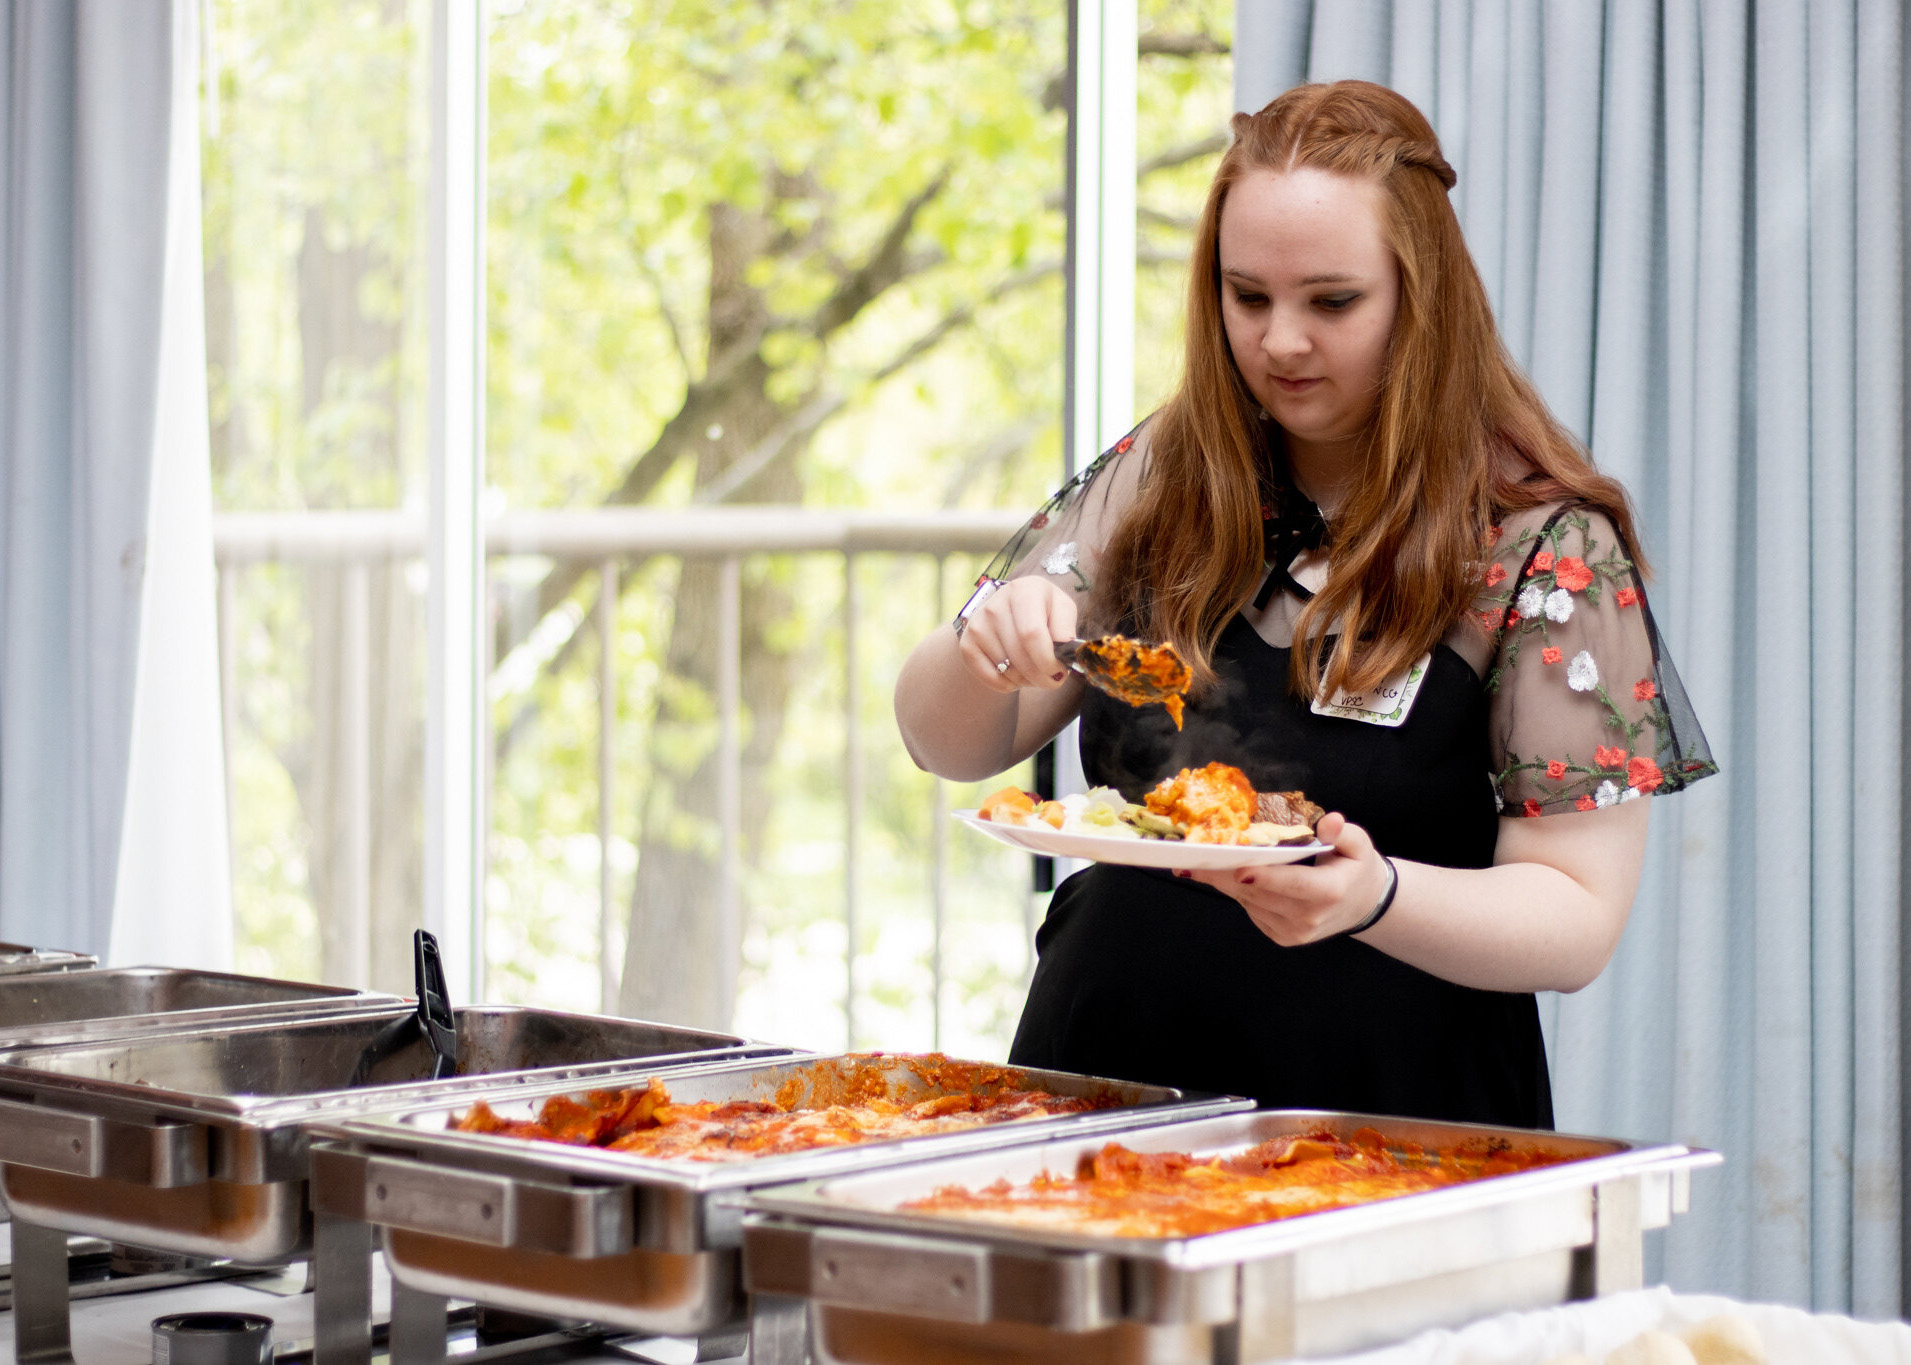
[0,0,228,966]
[1235,0,1905,1316]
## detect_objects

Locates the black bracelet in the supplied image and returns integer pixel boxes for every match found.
[1340,856,1398,937]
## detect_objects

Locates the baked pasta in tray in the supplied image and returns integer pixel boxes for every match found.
[900,1127,1575,1238]
[446,1053,1120,1164]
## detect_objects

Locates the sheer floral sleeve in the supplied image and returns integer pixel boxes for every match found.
[1479,504,1719,816]
[955,422,1149,636]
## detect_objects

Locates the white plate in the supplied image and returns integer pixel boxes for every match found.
[953,811,1330,870]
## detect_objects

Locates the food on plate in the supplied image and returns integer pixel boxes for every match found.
[446,1053,1114,1164]
[977,764,1320,847]
[1072,635,1193,729]
[979,784,1141,839]
[1146,761,1255,843]
[1257,789,1325,829]
[901,1126,1573,1238]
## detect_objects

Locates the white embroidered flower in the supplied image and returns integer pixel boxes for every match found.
[1544,588,1574,623]
[1043,542,1079,576]
[1619,785,1640,802]
[1594,780,1620,808]
[1493,788,1504,813]
[1517,585,1545,618]
[1566,650,1599,692]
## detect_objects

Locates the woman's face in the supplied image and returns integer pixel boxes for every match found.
[1217,166,1400,468]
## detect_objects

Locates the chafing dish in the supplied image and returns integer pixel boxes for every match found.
[0,1004,778,1362]
[739,1109,1720,1364]
[306,1052,1251,1364]
[0,965,386,1050]
[0,942,95,976]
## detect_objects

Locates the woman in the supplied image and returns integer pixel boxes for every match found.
[893,81,1716,1128]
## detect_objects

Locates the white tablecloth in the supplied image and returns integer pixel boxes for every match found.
[1299,1285,1911,1365]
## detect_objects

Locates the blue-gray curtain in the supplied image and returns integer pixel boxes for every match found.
[0,0,182,957]
[1235,0,1905,1319]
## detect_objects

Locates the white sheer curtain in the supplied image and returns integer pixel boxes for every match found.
[1235,0,1905,1318]
[0,0,229,968]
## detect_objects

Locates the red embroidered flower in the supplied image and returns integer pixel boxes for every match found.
[1029,512,1050,530]
[1260,504,1272,520]
[1633,678,1658,702]
[1615,587,1640,608]
[1486,524,1504,545]
[1527,550,1556,576]
[1114,434,1134,453]
[1484,563,1507,587]
[1475,610,1503,633]
[1505,611,1520,627]
[1545,759,1567,780]
[1576,795,1597,811]
[1627,756,1664,793]
[1594,744,1628,769]
[1553,557,1593,592]
[1522,799,1543,818]
[1542,646,1563,665]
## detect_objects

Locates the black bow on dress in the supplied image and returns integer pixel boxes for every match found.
[1254,493,1330,608]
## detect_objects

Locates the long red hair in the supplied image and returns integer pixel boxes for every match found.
[1099,80,1643,697]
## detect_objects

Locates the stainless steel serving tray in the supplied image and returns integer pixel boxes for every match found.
[740,1109,1721,1364]
[0,942,95,976]
[0,965,387,1050]
[0,1005,778,1260]
[304,1053,1250,1351]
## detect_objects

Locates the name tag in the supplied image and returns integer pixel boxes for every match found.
[1310,652,1431,728]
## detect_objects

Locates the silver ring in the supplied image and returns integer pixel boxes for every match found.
[995,659,1011,674]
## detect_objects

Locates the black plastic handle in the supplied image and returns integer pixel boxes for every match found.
[413,929,458,1079]
[345,928,459,1086]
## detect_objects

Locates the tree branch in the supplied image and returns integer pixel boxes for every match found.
[939,421,1046,507]
[1044,32,1231,109]
[1138,132,1228,179]
[1139,31,1230,57]
[805,166,954,338]
[1140,204,1198,232]
[694,389,846,505]
[872,259,1063,384]
[492,251,1064,705]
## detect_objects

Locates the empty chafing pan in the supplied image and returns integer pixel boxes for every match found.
[740,1109,1720,1364]
[0,1004,780,1362]
[304,1052,1251,1363]
[0,942,96,976]
[0,965,386,1051]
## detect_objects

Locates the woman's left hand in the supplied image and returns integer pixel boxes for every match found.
[1177,812,1393,946]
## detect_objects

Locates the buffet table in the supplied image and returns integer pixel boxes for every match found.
[0,947,1899,1364]
[5,1241,1907,1365]
[1300,1284,1911,1364]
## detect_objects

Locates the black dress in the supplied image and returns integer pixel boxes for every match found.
[986,431,1717,1129]
[1006,611,1554,1128]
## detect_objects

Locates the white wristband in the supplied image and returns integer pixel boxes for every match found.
[953,576,1006,637]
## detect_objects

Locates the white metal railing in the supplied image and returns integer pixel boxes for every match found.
[213,505,1024,1044]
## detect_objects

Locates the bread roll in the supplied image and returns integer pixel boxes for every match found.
[1605,1330,1699,1365]
[1679,1314,1765,1364]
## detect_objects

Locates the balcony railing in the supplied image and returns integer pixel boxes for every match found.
[213,506,1025,1045]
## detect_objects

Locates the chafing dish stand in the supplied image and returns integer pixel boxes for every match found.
[0,1004,776,1363]
[739,1110,1721,1365]
[305,1052,1250,1365]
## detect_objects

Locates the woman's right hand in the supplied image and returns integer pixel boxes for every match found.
[957,576,1080,694]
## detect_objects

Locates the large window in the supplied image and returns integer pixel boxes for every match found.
[205,0,1230,1056]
